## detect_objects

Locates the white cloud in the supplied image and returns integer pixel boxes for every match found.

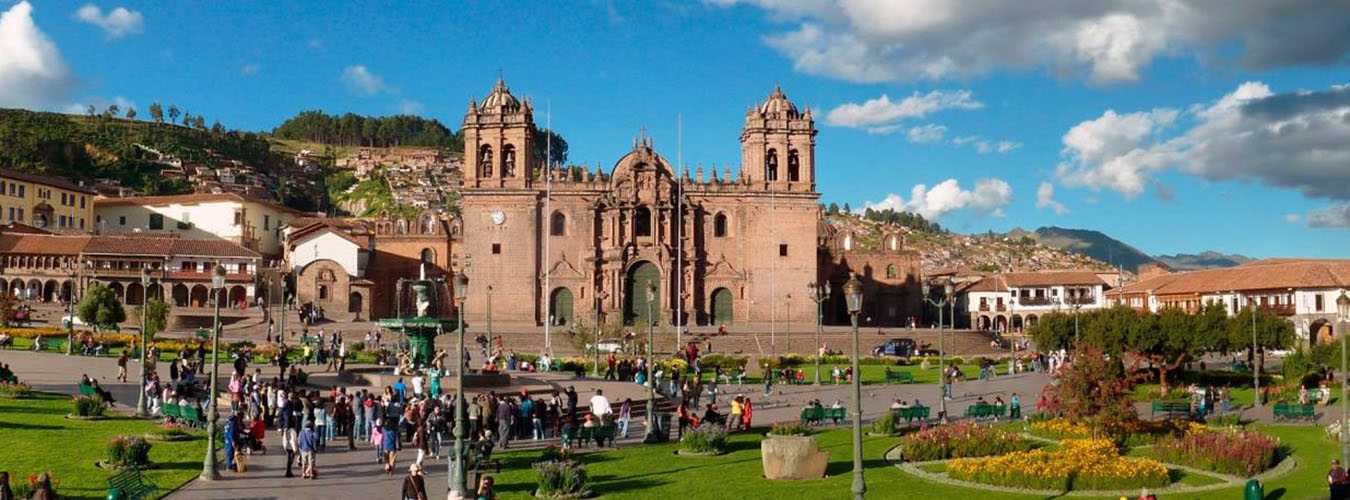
[1036,182,1069,215]
[714,0,1350,85]
[861,178,1013,219]
[341,65,390,95]
[241,63,260,76]
[0,1,76,109]
[825,90,981,129]
[1283,213,1301,224]
[975,140,1022,154]
[73,4,143,39]
[905,124,946,143]
[1306,204,1350,228]
[1056,82,1350,206]
[397,99,424,114]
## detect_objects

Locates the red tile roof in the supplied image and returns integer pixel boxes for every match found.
[1114,259,1350,295]
[0,232,258,259]
[0,168,97,194]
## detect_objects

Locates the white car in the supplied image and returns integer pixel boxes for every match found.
[586,341,623,354]
[60,314,86,328]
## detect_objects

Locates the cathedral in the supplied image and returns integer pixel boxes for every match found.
[456,78,921,329]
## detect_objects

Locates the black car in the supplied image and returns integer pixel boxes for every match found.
[871,338,917,357]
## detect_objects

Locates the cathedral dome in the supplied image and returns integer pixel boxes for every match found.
[479,77,521,113]
[757,85,799,118]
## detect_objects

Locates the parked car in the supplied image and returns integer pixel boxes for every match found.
[60,314,86,328]
[871,338,917,357]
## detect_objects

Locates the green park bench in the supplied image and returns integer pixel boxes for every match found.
[181,405,204,427]
[161,403,180,421]
[1150,401,1191,420]
[570,425,618,448]
[106,467,156,500]
[1273,402,1316,421]
[78,382,98,397]
[884,370,915,384]
[963,404,1005,420]
[1,371,17,384]
[799,407,847,426]
[892,405,929,424]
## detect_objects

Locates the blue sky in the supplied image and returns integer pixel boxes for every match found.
[5,0,1350,258]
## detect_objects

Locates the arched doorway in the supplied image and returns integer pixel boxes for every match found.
[977,315,991,331]
[229,286,247,308]
[710,287,733,326]
[172,284,190,307]
[126,282,144,306]
[109,282,125,302]
[349,292,363,314]
[995,315,1008,333]
[1025,314,1038,328]
[26,280,41,300]
[190,285,208,308]
[625,261,660,326]
[43,280,57,302]
[1311,319,1333,345]
[1011,314,1023,332]
[550,287,574,326]
[146,283,162,302]
[60,281,73,303]
[0,279,7,298]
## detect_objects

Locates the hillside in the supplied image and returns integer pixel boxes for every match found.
[0,108,276,195]
[1009,226,1155,272]
[1154,251,1253,270]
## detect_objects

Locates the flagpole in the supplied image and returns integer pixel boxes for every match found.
[676,113,683,351]
[544,100,552,354]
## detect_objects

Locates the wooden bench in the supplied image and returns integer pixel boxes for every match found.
[892,405,929,424]
[963,404,1005,420]
[884,370,915,384]
[1150,401,1191,420]
[1273,403,1316,421]
[78,382,98,397]
[106,467,157,500]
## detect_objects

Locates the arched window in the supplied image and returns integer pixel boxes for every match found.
[843,233,853,251]
[886,264,897,279]
[479,145,494,178]
[421,248,435,265]
[713,213,728,238]
[502,144,517,177]
[887,235,900,251]
[634,206,652,237]
[788,149,800,182]
[318,285,329,300]
[550,211,566,236]
[765,148,779,181]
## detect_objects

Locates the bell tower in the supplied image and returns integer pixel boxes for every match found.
[740,85,816,192]
[463,77,536,189]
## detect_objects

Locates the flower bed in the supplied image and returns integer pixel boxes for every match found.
[71,395,107,418]
[948,439,1170,491]
[0,381,33,399]
[105,435,153,469]
[678,425,727,456]
[1027,419,1091,440]
[1154,428,1279,477]
[533,459,591,498]
[899,422,1029,461]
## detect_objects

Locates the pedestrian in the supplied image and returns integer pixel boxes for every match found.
[1332,458,1350,500]
[1009,393,1021,420]
[0,471,12,500]
[223,414,238,472]
[477,475,496,500]
[618,398,632,439]
[299,422,317,479]
[402,463,428,500]
[281,418,299,478]
[381,419,399,475]
[117,350,129,382]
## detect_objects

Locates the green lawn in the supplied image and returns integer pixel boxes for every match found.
[479,423,1334,499]
[0,393,207,499]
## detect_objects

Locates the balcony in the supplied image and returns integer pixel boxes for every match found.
[1067,296,1097,306]
[1261,304,1295,316]
[1018,297,1052,307]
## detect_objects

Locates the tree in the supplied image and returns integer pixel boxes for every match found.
[167,105,180,124]
[842,202,851,213]
[827,202,840,214]
[86,104,96,119]
[1027,311,1076,351]
[125,107,137,121]
[0,291,17,327]
[149,102,163,124]
[533,128,569,166]
[106,104,120,119]
[1229,307,1295,376]
[182,111,192,127]
[193,116,205,130]
[1040,342,1140,438]
[75,282,126,333]
[132,298,170,338]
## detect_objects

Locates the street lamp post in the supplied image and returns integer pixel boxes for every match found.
[1070,291,1083,344]
[786,294,792,354]
[593,294,602,378]
[135,266,151,418]
[922,280,954,420]
[1337,291,1349,467]
[1251,297,1261,408]
[450,272,469,499]
[200,264,226,481]
[643,281,660,443]
[843,274,866,500]
[67,260,84,356]
[486,285,494,357]
[808,282,830,385]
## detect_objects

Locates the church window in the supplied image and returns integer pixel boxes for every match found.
[318,285,329,300]
[886,264,897,279]
[788,149,800,182]
[713,213,728,238]
[421,248,435,265]
[765,148,779,181]
[779,244,788,257]
[492,243,501,255]
[634,206,652,237]
[502,145,517,177]
[479,145,494,178]
[551,211,566,236]
[842,233,853,251]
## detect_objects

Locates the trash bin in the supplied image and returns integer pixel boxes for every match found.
[1244,478,1263,500]
[106,488,126,500]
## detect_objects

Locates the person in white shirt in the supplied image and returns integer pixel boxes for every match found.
[589,389,612,421]
[411,373,425,399]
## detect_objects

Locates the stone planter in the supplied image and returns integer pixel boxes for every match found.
[761,435,828,480]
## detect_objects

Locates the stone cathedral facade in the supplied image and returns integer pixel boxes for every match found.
[456,78,920,329]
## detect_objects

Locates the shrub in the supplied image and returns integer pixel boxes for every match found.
[700,354,748,371]
[679,424,728,454]
[0,381,33,399]
[948,439,1170,491]
[11,472,58,499]
[867,411,900,436]
[147,422,193,440]
[72,395,107,417]
[768,422,809,437]
[1155,428,1279,477]
[1207,413,1243,428]
[106,435,152,468]
[533,459,589,497]
[537,444,578,463]
[899,422,1029,461]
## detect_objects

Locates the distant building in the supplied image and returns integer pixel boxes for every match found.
[94,193,313,258]
[961,269,1121,332]
[0,168,96,233]
[1108,258,1350,347]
